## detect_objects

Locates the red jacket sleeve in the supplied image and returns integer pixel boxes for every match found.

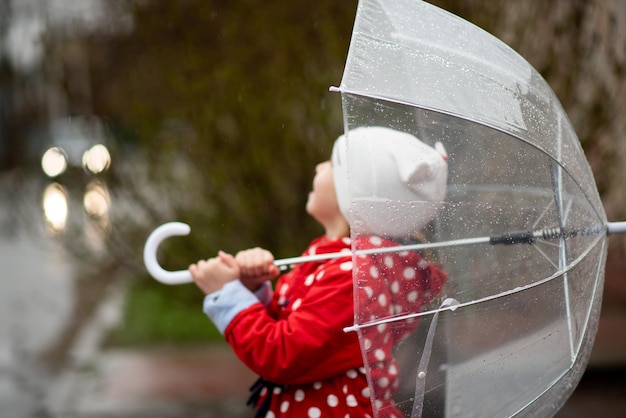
[223,258,363,385]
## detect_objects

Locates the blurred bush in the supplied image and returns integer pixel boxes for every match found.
[81,0,358,344]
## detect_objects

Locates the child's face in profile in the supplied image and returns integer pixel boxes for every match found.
[306,160,342,224]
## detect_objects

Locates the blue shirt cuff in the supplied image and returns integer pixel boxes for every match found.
[202,280,261,334]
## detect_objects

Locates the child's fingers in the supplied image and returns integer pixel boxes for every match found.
[218,251,237,267]
[236,247,275,276]
[268,264,280,277]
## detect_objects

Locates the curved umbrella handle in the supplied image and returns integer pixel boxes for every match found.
[143,222,349,285]
[143,222,194,285]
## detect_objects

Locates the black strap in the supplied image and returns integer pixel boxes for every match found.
[247,377,285,418]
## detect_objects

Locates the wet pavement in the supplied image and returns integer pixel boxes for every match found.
[0,187,73,417]
[0,176,256,417]
[42,278,254,417]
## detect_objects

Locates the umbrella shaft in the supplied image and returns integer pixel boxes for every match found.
[275,225,608,268]
[275,236,492,268]
[489,225,606,246]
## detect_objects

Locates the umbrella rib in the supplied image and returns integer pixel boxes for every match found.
[410,298,460,418]
[532,197,555,230]
[531,243,559,270]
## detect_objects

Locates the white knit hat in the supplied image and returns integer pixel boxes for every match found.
[332,126,448,238]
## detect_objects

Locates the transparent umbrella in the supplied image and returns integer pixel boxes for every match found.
[143,0,626,416]
[329,0,625,417]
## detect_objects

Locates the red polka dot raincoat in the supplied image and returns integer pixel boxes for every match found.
[203,235,447,417]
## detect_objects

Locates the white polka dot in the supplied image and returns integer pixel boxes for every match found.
[361,386,370,398]
[340,261,353,271]
[342,237,351,245]
[390,281,400,294]
[364,287,374,298]
[418,258,430,270]
[369,265,379,278]
[378,294,387,307]
[295,389,305,401]
[305,274,315,286]
[364,339,372,350]
[359,367,366,374]
[375,349,385,361]
[369,236,382,246]
[291,298,302,310]
[280,401,290,413]
[378,377,389,388]
[343,384,348,394]
[384,256,394,268]
[346,369,358,379]
[377,323,387,333]
[327,394,339,407]
[375,400,384,409]
[313,381,322,390]
[389,364,398,375]
[407,291,418,303]
[399,251,409,257]
[308,407,322,418]
[279,284,289,295]
[403,267,416,280]
[266,412,275,418]
[273,386,282,394]
[346,394,358,407]
[316,270,325,280]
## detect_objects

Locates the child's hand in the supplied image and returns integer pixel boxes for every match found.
[235,247,280,292]
[189,251,240,295]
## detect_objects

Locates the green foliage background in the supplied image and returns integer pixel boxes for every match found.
[83,0,358,344]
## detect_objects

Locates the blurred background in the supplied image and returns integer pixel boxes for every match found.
[0,0,624,417]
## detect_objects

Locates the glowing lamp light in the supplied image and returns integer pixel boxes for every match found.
[41,147,68,177]
[83,181,110,217]
[43,183,68,232]
[83,144,111,174]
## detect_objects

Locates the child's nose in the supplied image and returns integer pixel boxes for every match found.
[316,161,330,172]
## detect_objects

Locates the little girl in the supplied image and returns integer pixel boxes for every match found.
[189,126,448,417]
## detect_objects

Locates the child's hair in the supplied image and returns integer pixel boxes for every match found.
[332,126,448,238]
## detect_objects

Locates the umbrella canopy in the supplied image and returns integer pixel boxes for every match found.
[333,0,607,416]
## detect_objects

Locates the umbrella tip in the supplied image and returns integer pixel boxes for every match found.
[607,222,626,235]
